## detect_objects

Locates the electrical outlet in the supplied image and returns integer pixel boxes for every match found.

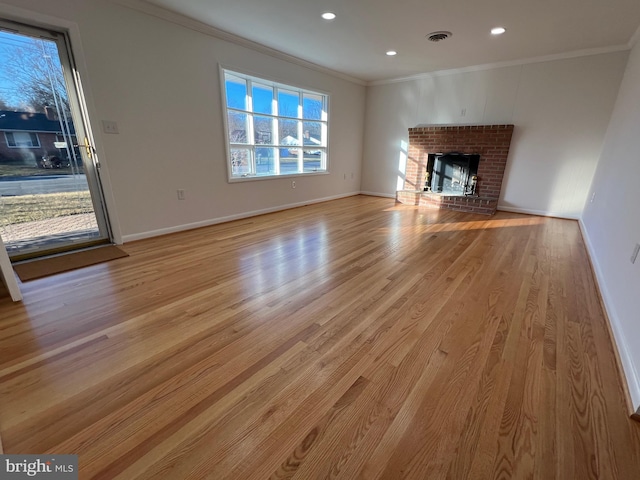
[292,180,296,189]
[631,243,640,264]
[177,189,186,200]
[461,108,467,117]
[102,120,119,134]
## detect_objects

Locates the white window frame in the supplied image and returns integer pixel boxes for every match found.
[5,131,40,148]
[220,67,329,182]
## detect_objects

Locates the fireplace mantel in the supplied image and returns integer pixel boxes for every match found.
[397,124,514,215]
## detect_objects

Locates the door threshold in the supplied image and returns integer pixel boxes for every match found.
[10,238,111,263]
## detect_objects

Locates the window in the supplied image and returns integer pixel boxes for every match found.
[5,132,40,148]
[222,69,328,179]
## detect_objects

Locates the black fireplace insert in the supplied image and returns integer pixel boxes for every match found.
[424,152,480,196]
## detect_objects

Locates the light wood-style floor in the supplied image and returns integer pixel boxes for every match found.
[1,195,639,479]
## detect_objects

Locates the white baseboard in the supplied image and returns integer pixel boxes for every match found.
[497,205,579,220]
[121,191,361,243]
[579,219,640,413]
[360,191,397,199]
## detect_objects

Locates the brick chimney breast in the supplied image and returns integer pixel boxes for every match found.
[397,124,514,215]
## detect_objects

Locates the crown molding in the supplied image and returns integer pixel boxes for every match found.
[368,44,631,86]
[112,0,367,86]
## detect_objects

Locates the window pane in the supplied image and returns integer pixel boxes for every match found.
[303,94,323,120]
[228,112,248,144]
[231,148,252,176]
[303,122,323,147]
[256,147,277,175]
[253,84,273,115]
[278,89,299,117]
[280,158,299,174]
[222,69,328,180]
[279,119,299,147]
[254,116,273,145]
[8,132,39,147]
[304,150,324,172]
[225,74,248,110]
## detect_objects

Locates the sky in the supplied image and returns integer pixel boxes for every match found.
[225,75,323,121]
[0,30,63,109]
[225,75,324,149]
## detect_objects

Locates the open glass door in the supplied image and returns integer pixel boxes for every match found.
[0,20,110,261]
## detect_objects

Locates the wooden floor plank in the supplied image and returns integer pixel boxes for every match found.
[0,196,638,479]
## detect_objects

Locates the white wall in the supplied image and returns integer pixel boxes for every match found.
[581,41,640,411]
[0,0,365,241]
[362,53,628,218]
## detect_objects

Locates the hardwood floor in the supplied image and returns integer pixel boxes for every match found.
[1,195,639,479]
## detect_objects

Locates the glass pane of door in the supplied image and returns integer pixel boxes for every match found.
[0,21,110,260]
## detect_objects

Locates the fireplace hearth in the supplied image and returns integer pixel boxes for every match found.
[397,125,514,215]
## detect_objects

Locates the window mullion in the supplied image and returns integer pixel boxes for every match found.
[321,120,328,171]
[223,68,328,179]
[273,87,280,175]
[321,95,328,170]
[273,116,280,175]
[246,79,256,175]
[297,91,303,173]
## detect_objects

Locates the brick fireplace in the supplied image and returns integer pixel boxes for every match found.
[396,124,514,215]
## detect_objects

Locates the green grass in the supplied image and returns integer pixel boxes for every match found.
[0,191,93,225]
[0,164,81,177]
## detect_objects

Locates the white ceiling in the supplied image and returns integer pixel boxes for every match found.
[140,0,640,83]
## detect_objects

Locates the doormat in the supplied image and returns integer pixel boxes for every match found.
[13,245,129,282]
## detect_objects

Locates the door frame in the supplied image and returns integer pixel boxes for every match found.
[0,2,122,245]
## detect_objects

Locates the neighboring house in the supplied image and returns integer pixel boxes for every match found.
[0,110,76,167]
[283,131,322,156]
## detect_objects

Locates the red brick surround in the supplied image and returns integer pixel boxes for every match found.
[397,125,514,215]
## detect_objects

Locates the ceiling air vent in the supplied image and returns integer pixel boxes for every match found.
[427,31,452,42]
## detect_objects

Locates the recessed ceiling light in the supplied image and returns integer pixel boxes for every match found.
[386,50,397,56]
[491,27,506,35]
[322,12,336,20]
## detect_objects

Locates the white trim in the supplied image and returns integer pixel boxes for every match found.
[360,191,397,199]
[579,219,640,412]
[220,64,332,98]
[496,205,579,220]
[113,0,366,86]
[369,44,630,86]
[221,66,329,181]
[0,1,124,245]
[0,3,73,32]
[0,234,21,302]
[227,170,330,184]
[122,191,361,242]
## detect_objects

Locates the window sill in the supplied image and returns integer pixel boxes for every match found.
[228,170,330,183]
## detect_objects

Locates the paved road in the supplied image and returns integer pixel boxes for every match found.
[0,175,89,196]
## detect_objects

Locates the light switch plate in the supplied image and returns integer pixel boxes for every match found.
[102,120,119,134]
